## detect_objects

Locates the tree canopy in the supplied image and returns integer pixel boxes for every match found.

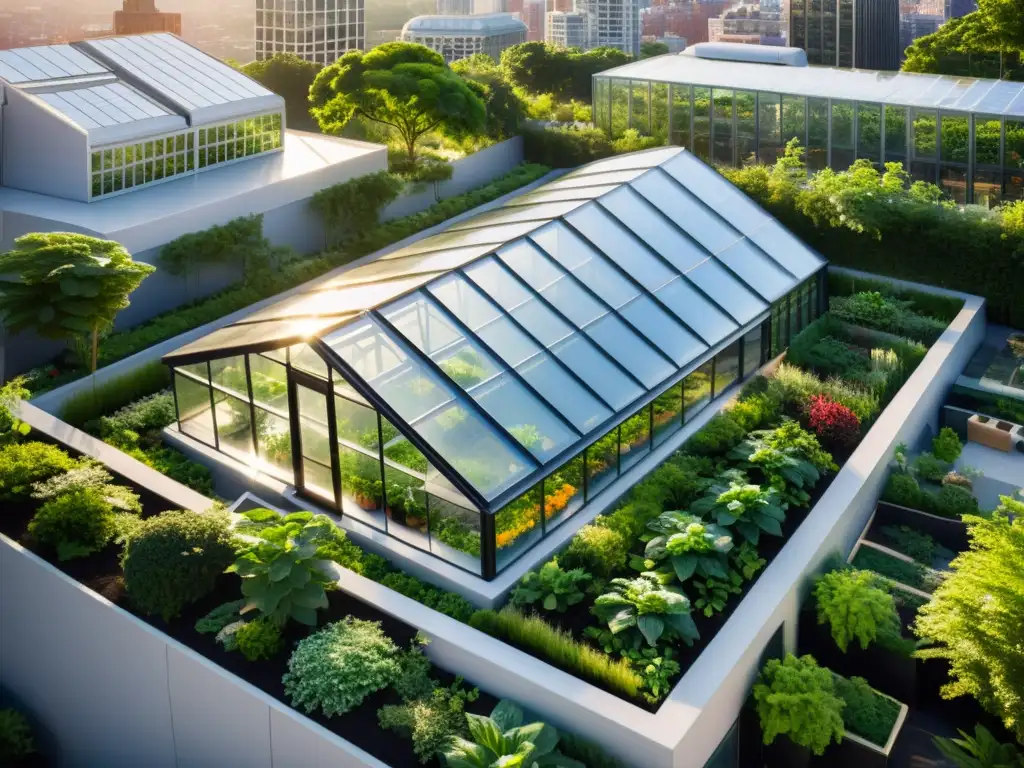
[640,41,670,58]
[239,54,322,130]
[450,53,525,140]
[902,0,1024,79]
[0,233,155,371]
[499,42,631,103]
[309,42,486,164]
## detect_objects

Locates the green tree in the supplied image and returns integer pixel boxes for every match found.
[640,41,670,58]
[450,53,525,140]
[239,53,322,130]
[310,42,486,166]
[915,497,1024,743]
[500,42,631,102]
[902,0,1024,79]
[0,234,154,372]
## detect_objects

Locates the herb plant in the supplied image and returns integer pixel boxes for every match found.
[27,487,121,560]
[814,569,902,652]
[379,681,480,764]
[511,558,590,613]
[833,675,899,746]
[753,654,846,756]
[592,575,699,648]
[690,473,787,546]
[235,617,284,661]
[635,511,734,584]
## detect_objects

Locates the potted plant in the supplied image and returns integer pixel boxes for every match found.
[830,674,909,768]
[347,474,382,511]
[753,654,845,768]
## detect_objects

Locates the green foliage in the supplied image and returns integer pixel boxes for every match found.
[235,617,284,661]
[611,128,661,153]
[378,571,476,623]
[30,462,140,513]
[814,569,902,652]
[311,171,405,244]
[123,510,237,621]
[238,54,321,130]
[833,675,900,746]
[560,523,629,578]
[0,441,79,501]
[450,53,525,140]
[521,125,614,168]
[228,515,334,626]
[59,362,170,427]
[915,499,1024,742]
[500,41,630,102]
[882,472,936,512]
[28,487,123,560]
[933,427,963,463]
[443,699,584,768]
[876,525,953,565]
[283,617,401,717]
[901,3,1024,80]
[0,378,30,447]
[829,291,949,346]
[511,558,590,612]
[852,546,946,592]
[787,315,870,378]
[310,43,485,164]
[388,149,453,183]
[913,451,952,483]
[627,455,714,515]
[0,708,35,760]
[635,511,734,584]
[753,654,846,755]
[685,412,747,456]
[936,483,981,519]
[827,271,964,323]
[161,215,270,280]
[729,420,833,508]
[468,607,642,699]
[933,725,1024,768]
[592,574,700,649]
[379,682,479,763]
[690,473,787,546]
[640,41,670,58]
[0,232,155,370]
[195,599,246,635]
[766,363,880,425]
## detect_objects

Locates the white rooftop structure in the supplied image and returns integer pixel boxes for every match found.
[401,13,528,64]
[401,12,529,34]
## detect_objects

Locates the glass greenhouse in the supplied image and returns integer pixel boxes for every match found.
[593,53,1024,206]
[163,148,827,579]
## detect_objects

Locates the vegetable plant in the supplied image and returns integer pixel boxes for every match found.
[511,558,590,613]
[729,420,834,508]
[227,515,334,626]
[235,617,284,661]
[443,699,584,768]
[634,510,734,584]
[814,569,902,652]
[753,654,846,756]
[692,572,743,618]
[591,575,699,648]
[690,472,787,545]
[379,680,480,764]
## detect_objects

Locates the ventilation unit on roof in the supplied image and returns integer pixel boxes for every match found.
[682,42,808,66]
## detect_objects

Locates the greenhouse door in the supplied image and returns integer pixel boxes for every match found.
[290,372,339,509]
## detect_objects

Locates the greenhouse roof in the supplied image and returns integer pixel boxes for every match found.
[163,147,825,509]
[596,53,1024,117]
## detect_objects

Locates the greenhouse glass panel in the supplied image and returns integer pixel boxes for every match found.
[595,77,610,133]
[743,220,823,279]
[340,445,385,527]
[213,391,254,461]
[671,84,691,149]
[586,426,619,497]
[334,395,378,449]
[619,406,652,472]
[685,259,766,324]
[175,373,214,444]
[529,223,639,309]
[632,81,650,134]
[654,278,737,344]
[660,152,773,233]
[611,79,629,135]
[428,494,482,575]
[857,103,881,163]
[630,171,738,254]
[913,109,938,158]
[497,241,604,327]
[382,463,426,549]
[715,340,741,393]
[683,360,714,420]
[831,100,854,170]
[975,117,1001,166]
[883,105,908,163]
[712,88,734,165]
[255,408,292,480]
[495,484,543,569]
[941,114,969,163]
[585,313,673,388]
[248,354,288,411]
[179,361,209,382]
[652,83,669,142]
[551,334,641,410]
[736,90,757,164]
[652,384,683,447]
[210,355,248,397]
[693,87,711,159]
[544,453,585,531]
[1006,120,1024,169]
[782,95,805,147]
[715,240,792,301]
[599,187,710,273]
[807,97,829,172]
[758,92,782,164]
[742,326,762,376]
[290,343,329,379]
[974,169,1002,208]
[618,294,706,362]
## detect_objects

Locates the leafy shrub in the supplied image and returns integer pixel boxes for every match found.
[728,420,833,508]
[932,427,963,463]
[0,708,34,760]
[379,682,478,764]
[628,456,712,513]
[827,272,964,324]
[685,412,747,456]
[59,361,171,426]
[0,442,79,500]
[468,607,642,699]
[933,725,1024,768]
[611,128,661,153]
[852,547,945,592]
[806,394,861,452]
[235,617,284,661]
[443,699,580,768]
[377,571,476,623]
[882,472,936,512]
[510,558,590,612]
[753,654,846,756]
[592,575,700,648]
[915,499,1024,742]
[814,569,902,652]
[594,499,663,543]
[728,388,783,432]
[913,452,951,483]
[876,525,952,566]
[560,524,629,577]
[830,291,948,346]
[96,390,176,436]
[28,488,121,560]
[123,510,237,620]
[690,474,787,546]
[283,618,401,717]
[521,125,613,167]
[635,510,734,584]
[195,599,246,635]
[935,484,980,519]
[768,364,879,424]
[833,675,900,747]
[789,333,869,379]
[30,463,141,513]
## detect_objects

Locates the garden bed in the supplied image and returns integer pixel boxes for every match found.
[849,542,947,594]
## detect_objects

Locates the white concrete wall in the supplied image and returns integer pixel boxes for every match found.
[0,536,388,768]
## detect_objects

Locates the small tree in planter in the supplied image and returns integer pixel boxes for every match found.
[753,654,846,760]
[814,569,902,652]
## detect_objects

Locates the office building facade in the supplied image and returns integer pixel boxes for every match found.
[255,0,364,66]
[576,0,641,55]
[114,0,181,36]
[789,0,899,70]
[436,0,475,14]
[547,10,588,48]
[400,14,527,63]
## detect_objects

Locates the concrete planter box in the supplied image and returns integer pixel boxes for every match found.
[872,500,969,554]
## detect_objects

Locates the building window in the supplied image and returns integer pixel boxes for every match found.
[197,113,283,170]
[90,129,193,199]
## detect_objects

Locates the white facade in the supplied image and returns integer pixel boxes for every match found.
[255,0,364,66]
[576,0,641,55]
[547,10,588,47]
[400,13,527,63]
[436,0,474,14]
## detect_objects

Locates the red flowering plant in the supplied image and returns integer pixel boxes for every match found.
[806,395,861,453]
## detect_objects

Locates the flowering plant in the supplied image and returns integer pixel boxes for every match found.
[806,394,861,452]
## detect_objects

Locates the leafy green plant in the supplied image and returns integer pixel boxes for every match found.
[227,516,333,626]
[0,441,79,501]
[0,378,30,447]
[875,525,952,565]
[729,420,832,508]
[933,426,964,463]
[195,599,246,635]
[933,725,1024,768]
[379,681,479,764]
[511,558,590,613]
[690,473,787,545]
[915,499,1024,742]
[732,540,767,580]
[468,608,642,700]
[814,569,902,652]
[833,675,900,747]
[692,572,743,617]
[685,412,747,456]
[913,451,951,483]
[377,571,476,623]
[0,708,34,760]
[935,483,980,518]
[753,654,846,756]
[559,524,629,578]
[592,574,700,649]
[235,617,284,661]
[852,547,946,592]
[634,510,734,583]
[283,617,401,717]
[443,699,584,768]
[123,510,237,620]
[28,487,122,560]
[882,472,936,512]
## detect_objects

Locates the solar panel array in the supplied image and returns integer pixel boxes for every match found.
[0,44,109,84]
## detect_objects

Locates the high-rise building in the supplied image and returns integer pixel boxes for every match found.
[400,13,528,63]
[707,2,787,46]
[436,0,474,13]
[789,0,899,69]
[577,0,641,55]
[547,10,587,47]
[642,1,730,47]
[522,0,547,40]
[114,0,181,36]
[946,0,976,17]
[899,0,944,56]
[255,0,364,66]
